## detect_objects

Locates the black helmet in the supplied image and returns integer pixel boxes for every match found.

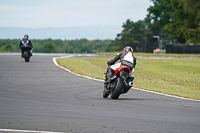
[123,46,133,53]
[24,34,29,38]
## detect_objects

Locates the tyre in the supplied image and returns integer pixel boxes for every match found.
[24,51,30,62]
[111,77,124,99]
[103,88,109,98]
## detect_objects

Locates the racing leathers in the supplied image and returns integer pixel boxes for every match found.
[20,37,33,57]
[105,51,137,84]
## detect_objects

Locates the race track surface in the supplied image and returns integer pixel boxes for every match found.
[0,54,200,133]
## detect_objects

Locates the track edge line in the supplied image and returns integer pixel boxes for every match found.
[52,56,200,102]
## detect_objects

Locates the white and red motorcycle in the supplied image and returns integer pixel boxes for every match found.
[103,65,134,99]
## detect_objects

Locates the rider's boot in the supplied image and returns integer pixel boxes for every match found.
[30,50,33,56]
[21,51,23,58]
[104,67,114,84]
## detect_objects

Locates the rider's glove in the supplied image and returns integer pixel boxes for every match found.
[107,61,111,65]
[107,61,115,65]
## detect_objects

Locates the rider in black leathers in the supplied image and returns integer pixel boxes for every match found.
[20,34,33,58]
[105,46,137,84]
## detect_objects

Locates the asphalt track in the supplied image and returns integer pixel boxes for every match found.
[0,54,200,133]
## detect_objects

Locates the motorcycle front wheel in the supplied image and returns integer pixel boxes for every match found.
[24,51,30,62]
[110,77,124,99]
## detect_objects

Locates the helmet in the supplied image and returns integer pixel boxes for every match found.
[123,46,133,53]
[24,34,29,38]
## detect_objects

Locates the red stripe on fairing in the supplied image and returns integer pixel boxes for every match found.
[113,65,131,75]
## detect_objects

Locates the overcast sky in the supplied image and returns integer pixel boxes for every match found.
[0,0,153,28]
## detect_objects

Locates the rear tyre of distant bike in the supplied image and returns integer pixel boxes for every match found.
[24,51,30,62]
[111,77,124,99]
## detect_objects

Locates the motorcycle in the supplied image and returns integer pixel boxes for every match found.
[21,42,32,62]
[103,65,134,99]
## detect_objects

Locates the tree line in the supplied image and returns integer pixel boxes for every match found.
[1,0,199,53]
[111,0,200,52]
[0,39,112,53]
[146,0,200,43]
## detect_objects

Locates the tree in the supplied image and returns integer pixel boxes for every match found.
[43,42,56,53]
[146,0,200,43]
[111,20,151,52]
[170,0,200,43]
[146,0,172,30]
[5,44,13,51]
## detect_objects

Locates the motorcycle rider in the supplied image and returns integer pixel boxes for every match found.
[104,46,137,84]
[20,34,33,58]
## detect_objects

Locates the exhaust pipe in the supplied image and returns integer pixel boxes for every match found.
[129,81,134,86]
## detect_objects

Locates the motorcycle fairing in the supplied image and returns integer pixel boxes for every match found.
[22,38,29,44]
[113,65,131,76]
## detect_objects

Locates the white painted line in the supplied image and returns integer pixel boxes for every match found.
[53,56,103,82]
[53,55,200,102]
[133,87,200,102]
[0,129,66,133]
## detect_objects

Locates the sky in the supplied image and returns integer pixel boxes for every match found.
[0,0,153,28]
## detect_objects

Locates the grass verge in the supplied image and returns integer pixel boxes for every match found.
[97,52,200,57]
[56,58,200,100]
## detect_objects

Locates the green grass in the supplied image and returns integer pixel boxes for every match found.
[56,58,108,80]
[135,59,200,99]
[56,58,200,100]
[97,52,200,57]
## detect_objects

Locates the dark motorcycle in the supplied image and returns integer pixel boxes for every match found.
[103,65,134,99]
[21,42,32,62]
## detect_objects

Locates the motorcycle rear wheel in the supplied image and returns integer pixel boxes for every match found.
[111,77,124,99]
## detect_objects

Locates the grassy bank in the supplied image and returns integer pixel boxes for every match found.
[97,52,200,57]
[56,58,200,100]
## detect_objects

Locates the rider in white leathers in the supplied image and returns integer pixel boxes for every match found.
[104,46,137,84]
